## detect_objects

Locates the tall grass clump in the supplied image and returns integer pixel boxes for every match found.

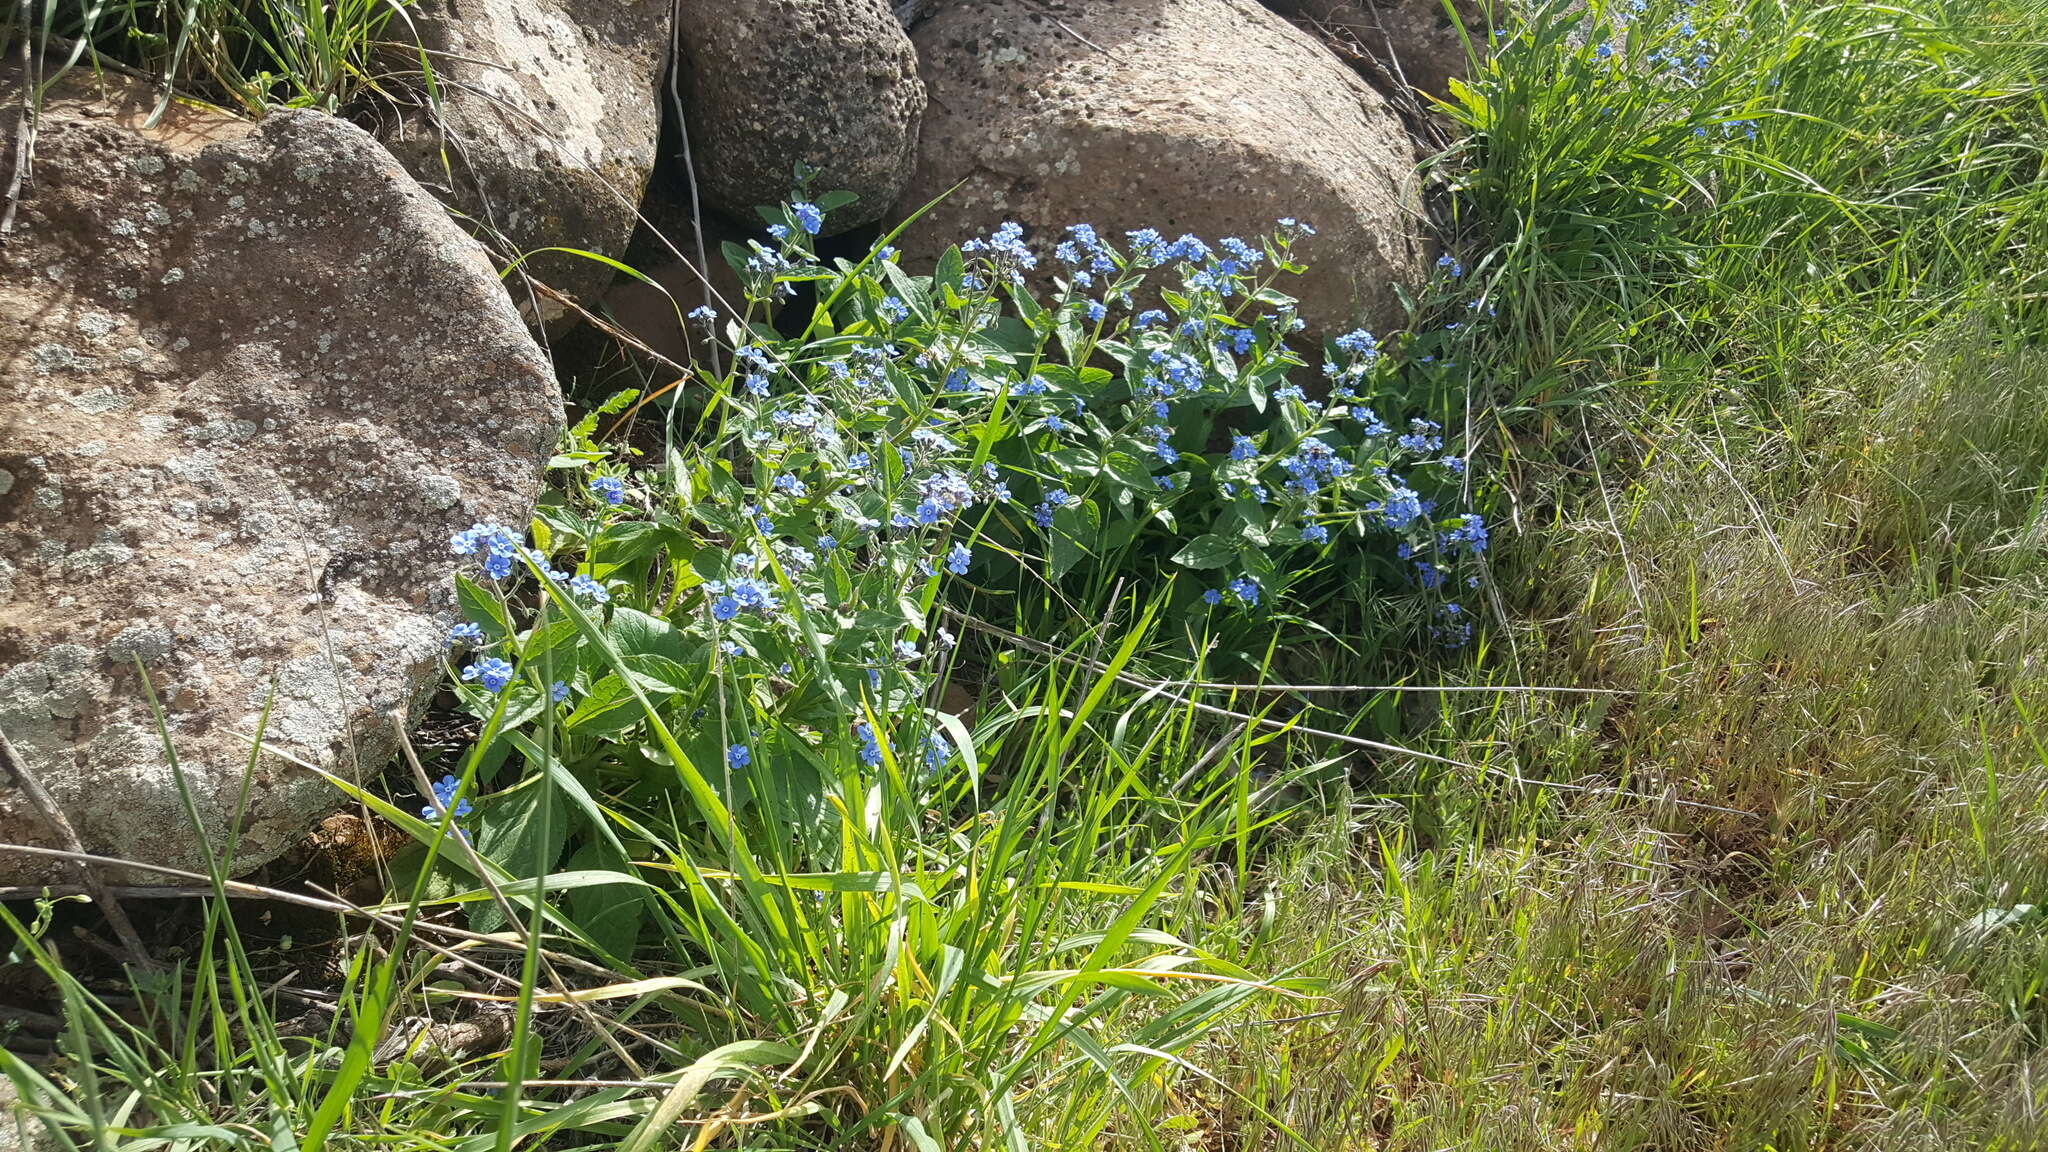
[1436,0,2047,415]
[4,0,426,115]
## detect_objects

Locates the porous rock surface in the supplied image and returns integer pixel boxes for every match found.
[0,75,560,886]
[894,0,1428,343]
[380,0,671,321]
[1261,0,1486,97]
[676,0,925,231]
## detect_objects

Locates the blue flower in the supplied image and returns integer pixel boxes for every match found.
[1227,576,1261,607]
[461,656,515,694]
[962,220,1036,268]
[1440,512,1490,555]
[1229,434,1258,462]
[1279,438,1353,496]
[1135,309,1167,329]
[1085,299,1107,323]
[728,743,752,769]
[818,534,839,552]
[1125,227,1167,264]
[914,469,973,524]
[550,680,571,703]
[1397,418,1443,453]
[1334,329,1378,356]
[879,295,909,323]
[853,720,884,767]
[1372,485,1427,528]
[1203,589,1223,605]
[451,523,522,580]
[447,621,486,647]
[589,475,626,505]
[688,304,718,325]
[1596,41,1615,59]
[922,730,953,773]
[767,223,791,242]
[421,774,474,823]
[1301,522,1329,544]
[569,574,611,603]
[708,572,777,620]
[946,542,972,575]
[791,201,824,235]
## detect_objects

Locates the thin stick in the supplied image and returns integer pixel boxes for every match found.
[1146,680,1622,695]
[666,0,721,382]
[2,0,34,235]
[941,608,1753,817]
[0,842,656,987]
[0,723,151,966]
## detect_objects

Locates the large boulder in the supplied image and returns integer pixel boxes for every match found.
[0,74,560,886]
[1262,0,1486,97]
[380,0,671,323]
[675,0,924,231]
[894,0,1428,345]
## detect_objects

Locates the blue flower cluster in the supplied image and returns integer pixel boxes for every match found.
[708,555,779,622]
[450,522,523,580]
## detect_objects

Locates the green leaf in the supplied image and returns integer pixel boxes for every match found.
[569,840,647,961]
[608,606,688,663]
[566,674,642,735]
[590,521,668,572]
[935,246,965,295]
[1049,502,1100,581]
[455,575,511,641]
[623,653,698,696]
[1171,534,1240,570]
[469,779,569,933]
[1104,450,1156,494]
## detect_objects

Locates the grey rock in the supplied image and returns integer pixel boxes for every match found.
[380,0,672,325]
[0,1078,57,1152]
[675,0,925,231]
[1261,0,1487,97]
[0,72,560,887]
[892,0,1428,346]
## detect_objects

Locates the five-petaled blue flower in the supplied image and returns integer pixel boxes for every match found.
[728,743,752,769]
[946,542,972,575]
[1203,589,1223,606]
[550,680,571,703]
[791,202,824,235]
[589,475,626,506]
[569,574,611,603]
[447,621,486,647]
[422,774,474,823]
